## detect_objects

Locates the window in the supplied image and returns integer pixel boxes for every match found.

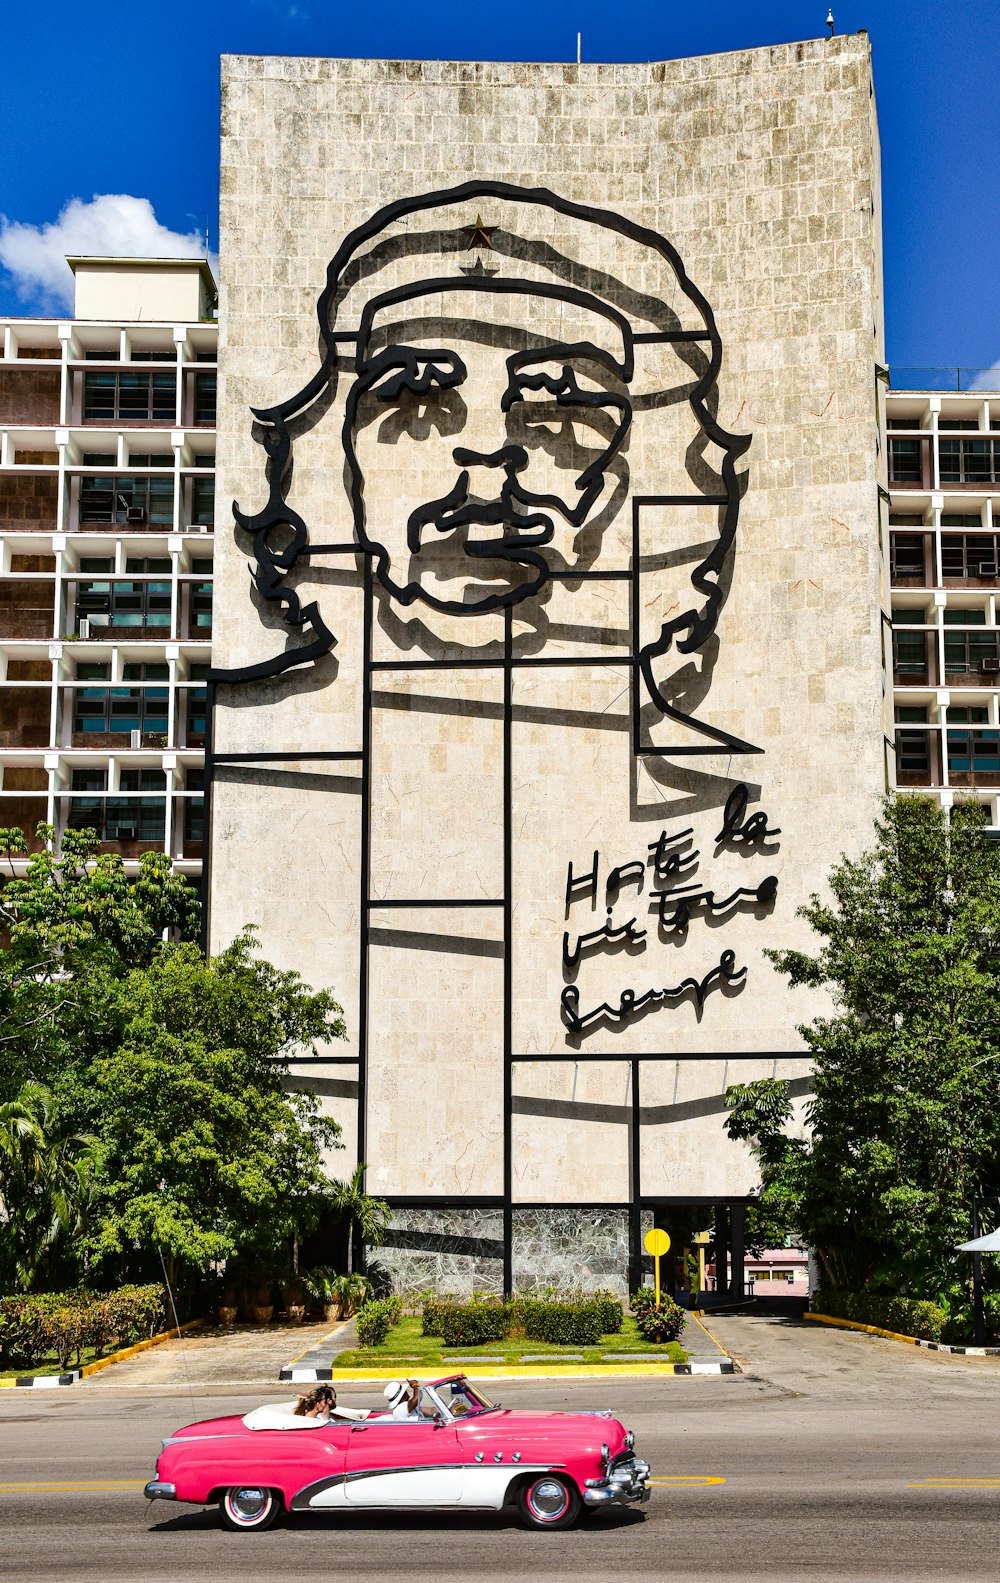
[186,687,207,738]
[948,707,990,724]
[948,730,1000,776]
[191,477,214,525]
[190,558,213,575]
[892,607,927,625]
[79,474,174,525]
[190,581,213,632]
[71,768,106,791]
[895,706,929,723]
[128,453,174,468]
[119,768,166,791]
[890,535,925,580]
[123,662,169,682]
[887,418,920,430]
[193,372,217,424]
[76,579,172,630]
[942,536,1000,578]
[888,438,922,484]
[75,662,109,680]
[124,558,172,574]
[67,766,106,830]
[943,608,986,625]
[193,452,215,467]
[896,731,930,777]
[188,663,211,680]
[939,419,981,431]
[889,514,924,526]
[73,685,168,736]
[939,438,1000,485]
[81,452,116,467]
[893,630,928,675]
[83,371,176,422]
[78,557,114,574]
[943,627,999,675]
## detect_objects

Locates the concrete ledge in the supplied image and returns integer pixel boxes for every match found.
[804,1310,1000,1356]
[0,1317,203,1390]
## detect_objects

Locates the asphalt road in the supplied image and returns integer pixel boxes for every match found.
[4,1314,1000,1581]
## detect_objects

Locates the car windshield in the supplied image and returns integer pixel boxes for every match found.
[441,1380,497,1418]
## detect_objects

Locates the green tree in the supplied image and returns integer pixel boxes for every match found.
[0,823,349,1294]
[725,796,1000,1297]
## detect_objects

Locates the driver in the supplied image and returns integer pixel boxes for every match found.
[382,1378,422,1420]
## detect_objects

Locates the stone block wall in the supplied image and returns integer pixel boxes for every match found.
[211,38,887,1293]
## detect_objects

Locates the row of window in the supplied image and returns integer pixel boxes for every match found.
[65,796,203,842]
[72,686,206,736]
[893,629,1000,675]
[82,371,216,423]
[897,728,1000,778]
[891,531,1000,580]
[78,475,214,525]
[75,578,212,630]
[889,437,1000,486]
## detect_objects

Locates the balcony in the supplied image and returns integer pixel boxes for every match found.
[888,436,933,490]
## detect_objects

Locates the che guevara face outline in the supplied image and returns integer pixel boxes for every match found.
[342,279,635,616]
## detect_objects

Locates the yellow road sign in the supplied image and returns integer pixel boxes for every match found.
[644,1228,671,1257]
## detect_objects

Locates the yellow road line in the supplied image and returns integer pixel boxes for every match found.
[0,1480,145,1493]
[649,1475,726,1486]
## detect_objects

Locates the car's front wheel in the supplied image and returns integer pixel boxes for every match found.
[516,1473,581,1530]
[218,1484,282,1532]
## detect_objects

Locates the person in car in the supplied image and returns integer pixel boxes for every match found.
[294,1385,338,1419]
[382,1378,422,1419]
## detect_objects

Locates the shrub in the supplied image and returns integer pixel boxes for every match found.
[520,1299,607,1347]
[630,1287,686,1342]
[355,1296,400,1348]
[0,1286,166,1370]
[812,1288,946,1343]
[590,1289,624,1336]
[438,1303,510,1348]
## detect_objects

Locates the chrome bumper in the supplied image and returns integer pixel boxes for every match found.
[144,1480,176,1501]
[583,1457,651,1507]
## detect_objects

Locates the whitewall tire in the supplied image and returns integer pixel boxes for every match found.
[516,1473,581,1530]
[219,1484,281,1531]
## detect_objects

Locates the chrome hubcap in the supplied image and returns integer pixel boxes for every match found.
[529,1478,568,1518]
[231,1487,268,1520]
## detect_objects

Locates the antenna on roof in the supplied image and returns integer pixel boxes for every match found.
[576,31,581,64]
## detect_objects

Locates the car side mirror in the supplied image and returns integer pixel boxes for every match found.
[433,1411,445,1427]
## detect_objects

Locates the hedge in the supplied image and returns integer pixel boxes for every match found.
[0,1286,166,1370]
[423,1293,625,1349]
[812,1289,947,1343]
[355,1294,403,1348]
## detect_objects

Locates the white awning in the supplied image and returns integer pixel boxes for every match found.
[957,1230,1000,1252]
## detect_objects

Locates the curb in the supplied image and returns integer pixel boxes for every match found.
[0,1317,204,1390]
[804,1311,1000,1357]
[280,1361,735,1382]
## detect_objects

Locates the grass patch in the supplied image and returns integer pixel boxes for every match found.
[0,1346,103,1380]
[334,1315,687,1368]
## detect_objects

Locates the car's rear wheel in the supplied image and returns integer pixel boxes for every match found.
[516,1473,581,1530]
[219,1484,281,1531]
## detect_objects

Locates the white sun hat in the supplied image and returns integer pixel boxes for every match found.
[383,1380,406,1407]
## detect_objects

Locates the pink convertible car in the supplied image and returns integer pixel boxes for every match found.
[144,1374,650,1531]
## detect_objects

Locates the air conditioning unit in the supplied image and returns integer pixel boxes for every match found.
[979,562,998,577]
[112,825,137,841]
[77,617,91,639]
[980,659,1000,675]
[126,506,146,524]
[130,729,142,749]
[196,524,211,533]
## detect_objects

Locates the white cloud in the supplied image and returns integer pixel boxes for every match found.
[0,195,209,311]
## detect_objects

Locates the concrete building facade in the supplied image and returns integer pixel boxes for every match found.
[0,259,216,885]
[887,385,1000,819]
[206,36,889,1294]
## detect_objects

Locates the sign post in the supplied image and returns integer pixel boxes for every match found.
[643,1227,671,1305]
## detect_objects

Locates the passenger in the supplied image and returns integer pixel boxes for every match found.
[294,1385,338,1419]
[382,1378,422,1420]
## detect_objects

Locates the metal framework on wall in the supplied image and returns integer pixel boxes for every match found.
[203,545,804,1291]
[202,178,800,1291]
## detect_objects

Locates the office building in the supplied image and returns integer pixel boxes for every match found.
[0,258,216,883]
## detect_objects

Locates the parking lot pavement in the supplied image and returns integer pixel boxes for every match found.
[83,1319,348,1390]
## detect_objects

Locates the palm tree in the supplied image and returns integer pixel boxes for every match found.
[0,1082,97,1289]
[328,1163,390,1274]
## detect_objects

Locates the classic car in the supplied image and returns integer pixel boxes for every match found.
[144,1374,650,1531]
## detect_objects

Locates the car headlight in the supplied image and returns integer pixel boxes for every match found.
[624,1430,635,1451]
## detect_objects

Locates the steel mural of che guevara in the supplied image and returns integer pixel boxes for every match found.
[209,179,788,1279]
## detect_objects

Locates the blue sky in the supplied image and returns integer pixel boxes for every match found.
[0,0,997,371]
